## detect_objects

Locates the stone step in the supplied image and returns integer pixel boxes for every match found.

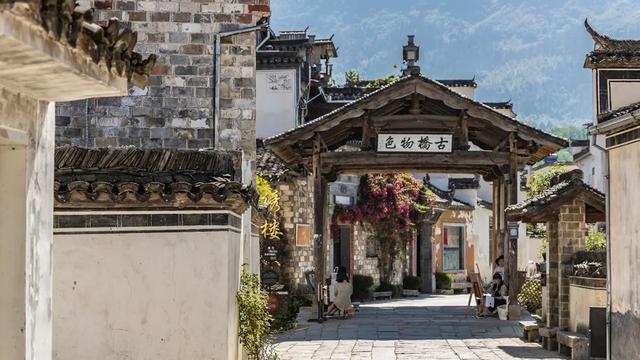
[519,321,540,342]
[557,330,589,360]
[539,326,558,351]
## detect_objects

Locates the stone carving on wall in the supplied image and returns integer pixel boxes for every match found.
[266,72,292,92]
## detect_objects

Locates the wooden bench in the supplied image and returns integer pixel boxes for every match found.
[539,326,558,351]
[373,291,392,300]
[519,321,540,342]
[450,281,471,294]
[557,330,589,360]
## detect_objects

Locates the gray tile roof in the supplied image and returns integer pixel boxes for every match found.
[584,19,640,68]
[54,146,255,207]
[265,75,567,147]
[597,101,640,123]
[505,172,604,213]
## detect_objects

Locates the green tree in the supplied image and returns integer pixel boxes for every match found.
[549,125,587,140]
[527,165,569,197]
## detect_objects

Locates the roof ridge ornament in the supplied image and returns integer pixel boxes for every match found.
[584,18,640,52]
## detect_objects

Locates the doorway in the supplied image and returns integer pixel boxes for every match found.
[443,224,465,271]
[332,225,352,275]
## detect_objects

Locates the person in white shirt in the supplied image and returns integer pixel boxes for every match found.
[494,255,505,280]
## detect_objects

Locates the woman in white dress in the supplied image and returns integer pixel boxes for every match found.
[327,266,352,317]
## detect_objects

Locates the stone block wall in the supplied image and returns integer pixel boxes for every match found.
[276,177,315,294]
[557,199,587,330]
[353,224,380,287]
[546,221,559,328]
[56,0,269,155]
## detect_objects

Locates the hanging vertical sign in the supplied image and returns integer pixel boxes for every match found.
[377,133,453,153]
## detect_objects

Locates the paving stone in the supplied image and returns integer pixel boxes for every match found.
[275,294,567,359]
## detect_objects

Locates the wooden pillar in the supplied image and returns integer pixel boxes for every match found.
[312,134,327,320]
[507,133,519,299]
[492,177,504,258]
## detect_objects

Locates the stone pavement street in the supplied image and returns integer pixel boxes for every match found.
[274,294,565,360]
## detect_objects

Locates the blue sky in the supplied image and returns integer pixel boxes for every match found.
[270,0,640,130]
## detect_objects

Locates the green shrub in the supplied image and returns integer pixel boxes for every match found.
[352,274,374,300]
[435,272,453,289]
[237,269,278,360]
[517,277,542,313]
[375,282,393,292]
[402,275,423,291]
[585,230,606,252]
[270,295,310,333]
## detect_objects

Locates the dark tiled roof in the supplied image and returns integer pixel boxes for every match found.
[256,143,300,181]
[483,101,513,110]
[322,78,477,102]
[570,139,589,147]
[425,182,474,210]
[573,147,591,161]
[505,170,604,213]
[477,199,492,209]
[597,101,640,123]
[54,146,255,210]
[267,75,567,151]
[437,79,477,88]
[7,1,156,87]
[584,19,640,68]
[448,177,480,190]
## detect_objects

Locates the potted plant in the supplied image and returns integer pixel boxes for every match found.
[402,275,423,297]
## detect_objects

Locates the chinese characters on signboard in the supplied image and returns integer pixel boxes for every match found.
[377,134,453,153]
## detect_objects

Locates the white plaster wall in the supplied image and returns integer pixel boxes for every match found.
[447,86,474,99]
[609,141,640,357]
[471,207,492,282]
[477,178,492,203]
[518,234,543,271]
[0,144,27,360]
[53,231,241,360]
[569,284,606,334]
[575,138,607,193]
[0,88,54,360]
[609,81,640,110]
[256,69,297,138]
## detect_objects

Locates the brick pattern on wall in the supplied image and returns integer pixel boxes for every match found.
[353,224,380,287]
[55,0,269,152]
[277,177,315,294]
[557,199,587,330]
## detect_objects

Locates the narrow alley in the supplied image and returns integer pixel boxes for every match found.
[275,295,565,360]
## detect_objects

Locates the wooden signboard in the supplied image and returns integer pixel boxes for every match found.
[377,133,453,153]
[296,224,311,246]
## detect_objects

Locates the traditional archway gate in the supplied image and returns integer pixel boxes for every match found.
[265,74,567,319]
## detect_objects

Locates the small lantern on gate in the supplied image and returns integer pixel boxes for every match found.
[403,35,421,76]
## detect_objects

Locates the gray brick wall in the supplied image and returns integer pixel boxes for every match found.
[56,0,270,152]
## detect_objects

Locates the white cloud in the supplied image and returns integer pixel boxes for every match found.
[496,36,538,53]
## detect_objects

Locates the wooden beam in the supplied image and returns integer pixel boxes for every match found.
[320,150,511,174]
[312,133,326,321]
[371,114,459,123]
[409,93,421,114]
[493,134,511,152]
[361,112,372,150]
[459,110,470,150]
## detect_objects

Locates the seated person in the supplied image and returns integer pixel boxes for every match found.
[493,255,505,280]
[484,272,507,315]
[327,266,352,317]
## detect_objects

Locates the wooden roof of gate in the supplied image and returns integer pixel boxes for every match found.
[265,75,567,178]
